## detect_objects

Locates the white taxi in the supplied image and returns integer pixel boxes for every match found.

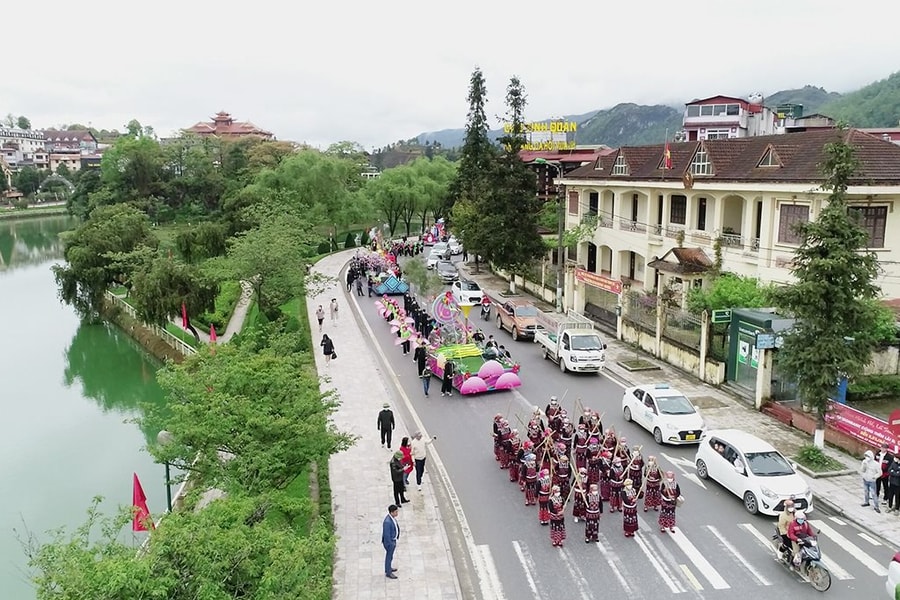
[621,383,705,445]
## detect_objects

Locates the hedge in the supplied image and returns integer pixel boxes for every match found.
[193,280,242,331]
[846,374,900,402]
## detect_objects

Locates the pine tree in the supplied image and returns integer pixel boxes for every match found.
[771,129,882,448]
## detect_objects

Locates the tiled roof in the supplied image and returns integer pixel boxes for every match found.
[184,112,273,138]
[565,129,900,185]
[648,247,712,275]
[43,129,95,142]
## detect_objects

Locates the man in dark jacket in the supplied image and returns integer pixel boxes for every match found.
[378,403,395,448]
[888,454,900,512]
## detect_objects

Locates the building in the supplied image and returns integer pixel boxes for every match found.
[0,127,48,169]
[42,129,100,173]
[557,129,900,318]
[681,95,778,141]
[183,111,274,140]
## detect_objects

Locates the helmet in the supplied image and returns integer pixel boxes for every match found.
[795,511,806,521]
[549,396,558,405]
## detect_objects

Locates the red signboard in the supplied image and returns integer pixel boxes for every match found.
[890,409,900,437]
[574,268,623,295]
[825,401,898,452]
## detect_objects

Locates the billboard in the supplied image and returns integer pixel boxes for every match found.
[503,120,577,151]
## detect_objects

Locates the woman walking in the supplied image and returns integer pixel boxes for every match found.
[330,298,339,326]
[659,471,682,533]
[320,334,335,365]
[315,305,325,332]
[644,456,663,512]
[441,359,455,397]
[621,478,639,538]
[400,437,414,487]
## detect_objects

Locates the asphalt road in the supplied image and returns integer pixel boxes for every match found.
[356,254,891,600]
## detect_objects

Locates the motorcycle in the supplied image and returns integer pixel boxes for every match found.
[771,526,832,592]
[481,302,492,321]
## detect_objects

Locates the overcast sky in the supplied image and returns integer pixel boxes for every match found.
[4,0,898,149]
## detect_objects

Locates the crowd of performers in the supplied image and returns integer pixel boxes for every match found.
[492,396,683,547]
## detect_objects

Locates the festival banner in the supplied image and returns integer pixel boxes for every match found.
[824,401,898,452]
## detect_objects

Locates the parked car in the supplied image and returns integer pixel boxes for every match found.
[435,260,459,283]
[426,242,451,268]
[451,279,484,305]
[496,299,538,341]
[886,552,900,599]
[621,383,705,445]
[448,237,463,255]
[694,429,813,516]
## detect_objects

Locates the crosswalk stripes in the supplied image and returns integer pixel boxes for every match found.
[511,518,888,595]
[810,519,888,577]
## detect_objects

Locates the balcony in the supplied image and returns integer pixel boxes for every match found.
[616,217,646,233]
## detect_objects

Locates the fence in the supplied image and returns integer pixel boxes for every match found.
[104,291,197,357]
[623,294,703,349]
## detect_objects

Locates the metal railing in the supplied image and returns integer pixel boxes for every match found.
[105,291,197,357]
[617,217,646,233]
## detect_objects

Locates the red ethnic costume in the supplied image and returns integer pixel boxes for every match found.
[549,485,566,547]
[608,458,625,512]
[538,469,552,525]
[621,478,639,537]
[574,424,589,471]
[659,471,682,533]
[584,483,603,542]
[507,430,521,483]
[628,446,644,494]
[523,455,538,506]
[571,468,588,523]
[643,456,663,511]
[492,414,504,463]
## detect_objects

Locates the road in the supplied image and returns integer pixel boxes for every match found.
[356,255,891,600]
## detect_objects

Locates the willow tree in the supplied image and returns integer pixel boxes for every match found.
[771,130,882,448]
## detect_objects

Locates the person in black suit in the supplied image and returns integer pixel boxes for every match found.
[377,403,395,448]
[382,505,400,579]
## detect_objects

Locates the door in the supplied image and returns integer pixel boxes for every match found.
[718,443,746,494]
[639,392,658,430]
[697,198,707,230]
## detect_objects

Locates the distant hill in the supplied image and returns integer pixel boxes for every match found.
[817,71,900,127]
[762,86,843,116]
[416,110,600,149]
[577,103,682,146]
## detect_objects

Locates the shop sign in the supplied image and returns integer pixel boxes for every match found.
[825,401,898,451]
[574,268,622,294]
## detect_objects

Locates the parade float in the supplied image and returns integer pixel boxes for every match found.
[353,243,409,296]
[425,291,522,395]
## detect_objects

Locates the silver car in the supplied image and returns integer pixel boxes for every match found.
[436,261,459,283]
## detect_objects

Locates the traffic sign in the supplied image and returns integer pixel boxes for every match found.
[711,309,732,324]
[889,409,900,437]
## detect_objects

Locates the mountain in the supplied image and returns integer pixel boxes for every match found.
[416,110,600,149]
[817,71,900,127]
[762,86,843,115]
[577,103,682,147]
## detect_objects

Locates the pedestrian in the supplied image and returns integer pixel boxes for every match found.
[584,483,603,543]
[390,451,409,506]
[643,456,663,512]
[400,437,414,486]
[549,485,566,547]
[888,454,900,512]
[440,359,455,397]
[330,298,339,326]
[411,431,436,490]
[572,468,588,523]
[415,342,431,396]
[621,478,639,538]
[878,443,894,505]
[860,449,882,512]
[355,276,363,296]
[659,471,681,533]
[523,455,538,506]
[608,458,625,512]
[537,468,552,525]
[381,504,400,579]
[320,334,335,366]
[315,305,325,332]
[378,403,395,449]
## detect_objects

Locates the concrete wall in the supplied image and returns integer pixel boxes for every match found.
[865,345,900,376]
[621,320,726,385]
[512,274,557,305]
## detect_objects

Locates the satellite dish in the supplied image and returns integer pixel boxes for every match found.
[748,93,764,105]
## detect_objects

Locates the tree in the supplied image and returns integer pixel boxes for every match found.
[366,167,412,235]
[125,118,143,138]
[175,221,228,263]
[472,76,544,281]
[410,157,456,234]
[99,135,167,203]
[448,67,496,216]
[13,166,47,196]
[4,113,15,127]
[17,115,31,130]
[129,255,219,335]
[686,273,773,314]
[66,168,103,218]
[52,204,159,319]
[771,131,882,448]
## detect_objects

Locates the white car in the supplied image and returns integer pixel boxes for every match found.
[694,429,813,516]
[622,384,705,445]
[426,242,450,269]
[451,279,484,305]
[448,237,462,255]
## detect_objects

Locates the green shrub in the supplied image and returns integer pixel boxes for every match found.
[194,280,242,330]
[360,229,370,247]
[316,241,331,254]
[344,232,355,249]
[795,444,844,473]
[847,374,900,402]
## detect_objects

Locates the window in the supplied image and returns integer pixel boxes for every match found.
[700,105,714,117]
[612,154,628,175]
[568,191,578,214]
[777,204,809,244]
[690,146,712,175]
[850,206,887,248]
[758,147,781,167]
[686,106,700,118]
[726,104,740,116]
[705,129,730,140]
[670,195,687,225]
[588,192,599,215]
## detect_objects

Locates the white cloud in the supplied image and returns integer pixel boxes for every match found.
[3,0,899,147]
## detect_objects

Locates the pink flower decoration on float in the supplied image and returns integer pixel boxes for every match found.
[512,364,520,374]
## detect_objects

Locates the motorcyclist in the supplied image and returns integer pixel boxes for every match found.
[776,499,795,550]
[787,510,817,566]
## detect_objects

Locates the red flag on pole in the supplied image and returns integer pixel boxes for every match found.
[181,302,188,328]
[132,473,155,531]
[209,324,217,344]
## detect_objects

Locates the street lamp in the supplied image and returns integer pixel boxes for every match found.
[534,158,565,313]
[157,429,174,513]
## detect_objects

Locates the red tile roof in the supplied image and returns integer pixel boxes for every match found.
[184,111,274,139]
[566,129,900,186]
[648,247,712,275]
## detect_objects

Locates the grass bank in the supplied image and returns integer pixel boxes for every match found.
[0,205,69,220]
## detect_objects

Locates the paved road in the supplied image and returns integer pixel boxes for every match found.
[353,255,891,600]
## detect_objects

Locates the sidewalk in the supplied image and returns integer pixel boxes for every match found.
[309,250,462,600]
[455,260,900,551]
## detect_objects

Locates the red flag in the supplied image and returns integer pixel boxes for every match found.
[132,473,155,531]
[209,324,217,343]
[664,142,672,170]
[181,302,187,328]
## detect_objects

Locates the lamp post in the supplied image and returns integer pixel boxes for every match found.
[157,429,174,513]
[534,158,565,313]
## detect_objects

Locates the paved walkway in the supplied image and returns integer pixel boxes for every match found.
[455,260,900,551]
[309,251,462,600]
[167,280,253,344]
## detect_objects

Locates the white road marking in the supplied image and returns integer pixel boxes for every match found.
[858,532,882,546]
[659,452,707,489]
[811,519,888,577]
[634,531,686,593]
[476,545,506,600]
[597,534,634,595]
[679,564,703,590]
[828,516,847,526]
[511,541,542,599]
[668,528,731,589]
[705,525,772,586]
[560,547,596,600]
[601,370,627,389]
[682,473,707,490]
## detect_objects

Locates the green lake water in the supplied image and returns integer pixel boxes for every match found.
[0,216,169,599]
